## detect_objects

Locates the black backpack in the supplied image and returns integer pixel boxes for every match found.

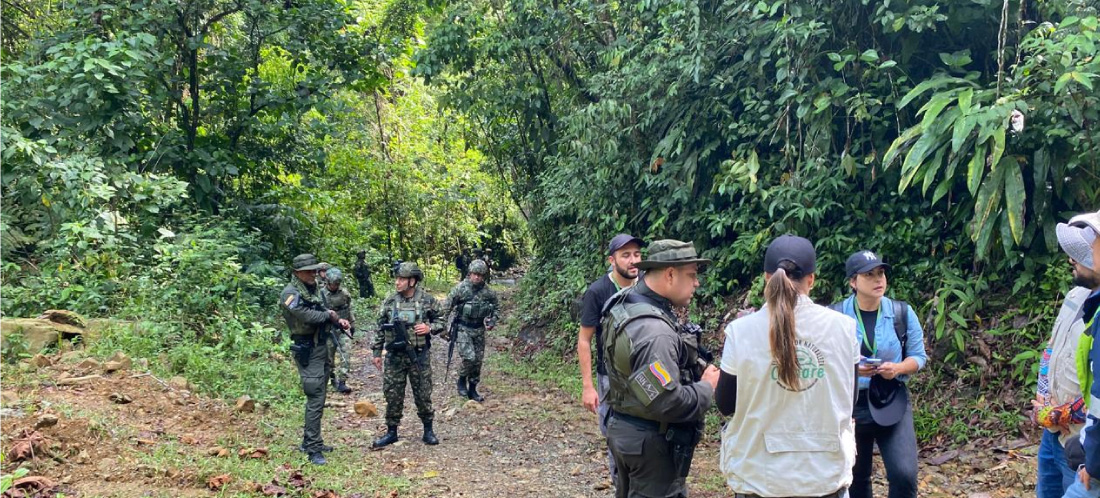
[828,299,910,358]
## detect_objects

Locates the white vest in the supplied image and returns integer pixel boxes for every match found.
[719,295,859,497]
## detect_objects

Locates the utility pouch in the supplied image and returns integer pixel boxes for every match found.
[384,319,409,353]
[289,341,312,368]
[666,424,702,478]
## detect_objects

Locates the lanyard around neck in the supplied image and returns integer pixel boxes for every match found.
[856,304,880,356]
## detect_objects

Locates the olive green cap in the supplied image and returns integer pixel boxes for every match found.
[634,240,711,270]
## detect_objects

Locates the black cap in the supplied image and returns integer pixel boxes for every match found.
[868,377,909,426]
[607,233,644,255]
[844,250,891,279]
[763,235,816,274]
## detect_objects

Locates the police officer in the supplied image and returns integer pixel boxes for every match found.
[280,254,350,465]
[353,250,375,298]
[371,262,444,447]
[601,240,720,497]
[321,267,355,394]
[445,259,499,402]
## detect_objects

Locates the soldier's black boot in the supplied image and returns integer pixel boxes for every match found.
[372,426,399,448]
[334,378,352,394]
[308,452,327,465]
[421,420,439,445]
[456,376,469,398]
[467,381,485,402]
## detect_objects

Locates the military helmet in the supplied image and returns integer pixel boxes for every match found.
[395,262,424,280]
[468,259,489,275]
[325,267,343,282]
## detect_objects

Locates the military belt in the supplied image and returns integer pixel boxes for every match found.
[734,489,846,498]
[457,319,484,328]
[610,409,668,433]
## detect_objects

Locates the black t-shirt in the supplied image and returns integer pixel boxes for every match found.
[858,308,877,357]
[581,274,621,376]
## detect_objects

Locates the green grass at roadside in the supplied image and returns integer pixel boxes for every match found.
[489,349,583,398]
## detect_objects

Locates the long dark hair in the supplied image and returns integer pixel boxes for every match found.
[765,260,806,390]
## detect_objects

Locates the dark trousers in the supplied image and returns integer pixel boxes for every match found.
[606,415,686,498]
[851,395,918,498]
[294,340,330,453]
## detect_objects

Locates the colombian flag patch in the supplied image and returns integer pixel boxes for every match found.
[648,360,672,387]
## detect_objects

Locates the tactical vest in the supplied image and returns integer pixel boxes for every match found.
[323,289,352,321]
[601,293,699,420]
[457,284,494,326]
[383,292,431,348]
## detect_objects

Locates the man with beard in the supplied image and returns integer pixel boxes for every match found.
[577,234,643,482]
[1055,209,1100,498]
[445,259,499,401]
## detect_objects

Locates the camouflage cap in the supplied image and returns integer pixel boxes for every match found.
[634,240,711,270]
[325,267,343,282]
[292,254,326,271]
[468,259,489,275]
[395,262,424,279]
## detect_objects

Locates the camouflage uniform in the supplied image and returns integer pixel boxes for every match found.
[372,262,444,445]
[445,259,498,400]
[280,254,340,463]
[321,268,354,390]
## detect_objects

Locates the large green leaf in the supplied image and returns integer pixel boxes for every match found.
[966,143,987,196]
[1002,157,1026,244]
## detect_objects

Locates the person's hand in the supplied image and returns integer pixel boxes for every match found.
[328,310,339,322]
[373,356,383,370]
[857,363,878,378]
[338,319,350,331]
[414,323,430,336]
[701,365,720,390]
[1079,467,1092,489]
[582,385,599,414]
[876,362,901,380]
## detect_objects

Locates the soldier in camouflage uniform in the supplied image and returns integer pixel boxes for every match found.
[353,250,375,298]
[445,259,499,402]
[280,254,350,466]
[371,262,444,447]
[321,267,354,394]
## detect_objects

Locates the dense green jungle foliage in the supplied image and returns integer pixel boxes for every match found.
[417,0,1099,439]
[1,0,524,399]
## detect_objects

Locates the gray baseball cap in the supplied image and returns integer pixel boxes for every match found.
[1057,210,1100,270]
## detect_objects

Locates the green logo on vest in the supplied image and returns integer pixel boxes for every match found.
[769,339,826,392]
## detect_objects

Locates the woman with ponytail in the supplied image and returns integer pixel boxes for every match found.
[716,235,860,498]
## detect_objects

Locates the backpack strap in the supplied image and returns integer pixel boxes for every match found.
[893,300,909,359]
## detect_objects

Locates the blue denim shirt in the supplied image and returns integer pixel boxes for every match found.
[837,294,929,390]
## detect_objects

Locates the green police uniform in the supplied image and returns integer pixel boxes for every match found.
[280,254,339,463]
[322,268,354,392]
[372,262,444,446]
[445,259,498,401]
[601,241,713,498]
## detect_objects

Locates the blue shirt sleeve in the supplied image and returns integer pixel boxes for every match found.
[1085,327,1100,477]
[904,305,928,369]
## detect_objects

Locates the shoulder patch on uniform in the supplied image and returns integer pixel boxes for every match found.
[629,360,675,406]
[633,374,661,403]
[648,360,672,387]
[284,294,297,307]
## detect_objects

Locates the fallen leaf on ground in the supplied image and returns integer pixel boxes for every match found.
[206,474,231,490]
[260,483,289,496]
[238,447,268,459]
[7,429,49,462]
[180,435,198,445]
[310,490,339,498]
[4,475,56,497]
